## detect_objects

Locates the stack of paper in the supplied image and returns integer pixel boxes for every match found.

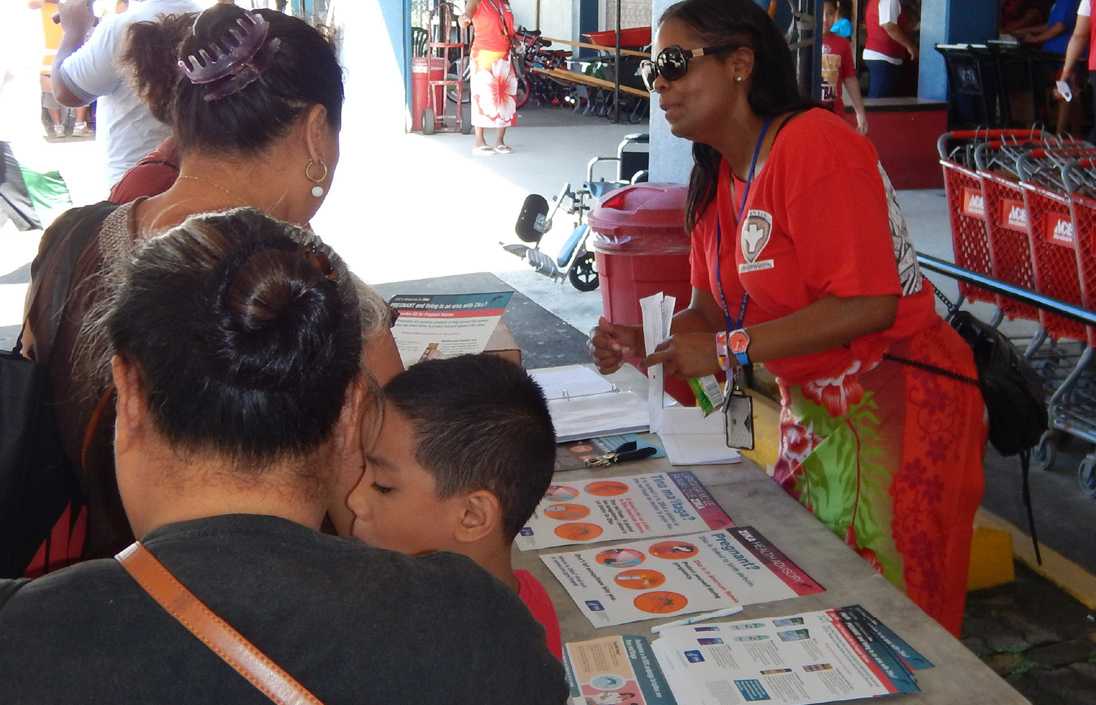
[659,406,742,466]
[640,292,676,433]
[530,365,650,443]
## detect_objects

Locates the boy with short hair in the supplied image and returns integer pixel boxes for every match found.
[822,0,870,135]
[347,354,562,658]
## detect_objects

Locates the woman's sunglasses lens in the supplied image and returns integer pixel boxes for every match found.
[658,48,688,81]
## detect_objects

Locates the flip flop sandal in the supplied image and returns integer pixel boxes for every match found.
[494,145,513,154]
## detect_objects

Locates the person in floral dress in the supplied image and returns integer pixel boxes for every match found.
[589,0,986,636]
[460,0,518,153]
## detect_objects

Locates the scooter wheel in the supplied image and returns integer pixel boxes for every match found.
[422,108,436,135]
[568,251,599,292]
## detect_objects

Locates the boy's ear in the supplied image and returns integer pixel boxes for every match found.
[452,490,503,545]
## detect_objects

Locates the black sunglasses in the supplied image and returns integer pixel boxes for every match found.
[638,43,741,92]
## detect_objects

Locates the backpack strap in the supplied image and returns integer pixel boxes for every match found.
[116,542,325,705]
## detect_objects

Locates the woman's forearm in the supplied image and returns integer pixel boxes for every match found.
[1061,17,1091,78]
[745,295,898,364]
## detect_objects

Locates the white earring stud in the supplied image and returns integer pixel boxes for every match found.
[305,159,329,199]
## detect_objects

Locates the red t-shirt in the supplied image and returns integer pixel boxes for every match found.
[472,0,514,53]
[690,109,939,386]
[515,569,562,660]
[821,34,855,116]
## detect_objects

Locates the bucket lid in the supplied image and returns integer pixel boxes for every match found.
[587,183,689,238]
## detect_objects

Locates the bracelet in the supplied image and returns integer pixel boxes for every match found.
[715,331,732,372]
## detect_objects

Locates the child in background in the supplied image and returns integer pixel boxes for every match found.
[347,354,563,658]
[822,0,869,135]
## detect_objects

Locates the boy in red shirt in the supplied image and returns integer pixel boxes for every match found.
[821,0,869,134]
[347,354,562,659]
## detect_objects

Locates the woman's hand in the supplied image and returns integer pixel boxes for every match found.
[855,110,869,135]
[644,332,720,379]
[588,316,642,374]
[458,13,471,28]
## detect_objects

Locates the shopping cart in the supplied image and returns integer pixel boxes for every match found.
[938,129,1050,321]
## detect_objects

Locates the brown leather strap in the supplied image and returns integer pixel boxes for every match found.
[115,542,324,705]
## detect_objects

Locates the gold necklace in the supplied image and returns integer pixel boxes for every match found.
[174,175,249,206]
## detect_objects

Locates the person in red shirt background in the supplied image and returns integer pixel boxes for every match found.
[821,0,868,134]
[594,0,986,636]
[1060,0,1096,142]
[460,0,519,154]
[863,0,918,97]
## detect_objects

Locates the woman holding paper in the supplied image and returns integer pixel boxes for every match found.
[588,0,986,636]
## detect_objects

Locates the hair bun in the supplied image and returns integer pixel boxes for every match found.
[215,239,342,391]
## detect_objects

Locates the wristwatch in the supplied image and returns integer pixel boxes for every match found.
[728,328,751,367]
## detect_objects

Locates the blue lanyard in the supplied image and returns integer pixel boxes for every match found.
[714,116,773,332]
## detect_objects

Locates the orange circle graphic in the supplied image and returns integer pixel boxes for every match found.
[633,590,689,614]
[614,569,667,590]
[585,481,630,497]
[553,522,605,541]
[544,503,591,521]
[649,540,699,560]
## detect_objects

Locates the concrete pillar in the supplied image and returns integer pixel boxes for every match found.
[918,0,998,100]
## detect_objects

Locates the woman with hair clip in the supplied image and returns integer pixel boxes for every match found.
[20,4,357,570]
[589,0,985,635]
[0,209,566,703]
[460,0,519,153]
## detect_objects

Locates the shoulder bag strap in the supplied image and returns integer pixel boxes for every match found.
[115,542,325,705]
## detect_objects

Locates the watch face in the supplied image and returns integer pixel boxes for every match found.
[728,330,750,354]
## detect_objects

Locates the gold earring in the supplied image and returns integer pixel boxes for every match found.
[305,159,329,198]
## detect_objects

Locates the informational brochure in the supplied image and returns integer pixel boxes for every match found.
[564,635,679,705]
[542,526,824,627]
[555,434,666,472]
[389,292,513,367]
[549,390,651,443]
[516,472,734,552]
[651,606,924,705]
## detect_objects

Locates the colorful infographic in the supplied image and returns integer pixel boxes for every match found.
[516,471,733,551]
[564,635,678,705]
[541,526,824,628]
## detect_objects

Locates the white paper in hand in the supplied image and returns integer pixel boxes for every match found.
[640,292,675,432]
[1057,79,1073,102]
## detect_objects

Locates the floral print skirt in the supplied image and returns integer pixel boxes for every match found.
[470,48,518,129]
[773,319,986,636]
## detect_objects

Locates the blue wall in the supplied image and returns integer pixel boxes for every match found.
[919,0,999,100]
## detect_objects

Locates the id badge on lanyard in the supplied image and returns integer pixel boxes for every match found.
[717,117,772,450]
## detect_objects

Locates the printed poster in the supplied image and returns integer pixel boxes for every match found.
[651,606,922,705]
[564,635,678,705]
[542,526,824,627]
[389,292,513,367]
[516,471,733,551]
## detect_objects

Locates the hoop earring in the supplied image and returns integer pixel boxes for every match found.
[305,159,329,198]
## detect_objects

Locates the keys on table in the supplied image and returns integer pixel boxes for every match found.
[584,441,658,468]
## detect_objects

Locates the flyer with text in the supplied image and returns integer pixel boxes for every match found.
[389,292,513,367]
[516,471,734,551]
[651,607,921,705]
[542,526,824,627]
[564,635,678,705]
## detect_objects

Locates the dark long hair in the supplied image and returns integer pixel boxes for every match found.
[104,209,361,467]
[124,6,344,155]
[660,0,814,231]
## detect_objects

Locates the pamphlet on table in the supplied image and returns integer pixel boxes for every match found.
[651,605,926,705]
[658,406,742,466]
[542,526,823,627]
[516,471,734,551]
[389,292,513,367]
[564,635,678,705]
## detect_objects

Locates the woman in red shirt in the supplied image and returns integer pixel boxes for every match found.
[590,0,985,636]
[459,0,518,154]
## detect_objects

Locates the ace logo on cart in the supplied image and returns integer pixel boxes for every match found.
[1000,199,1029,233]
[739,210,775,274]
[962,188,985,218]
[1047,216,1075,246]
